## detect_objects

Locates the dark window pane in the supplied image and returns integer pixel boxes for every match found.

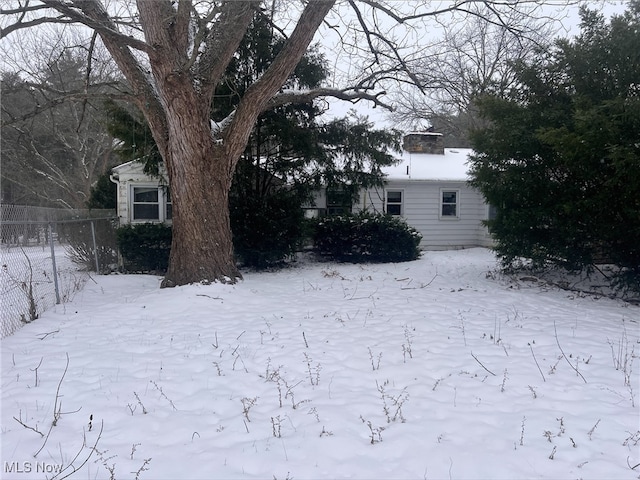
[488,204,498,220]
[134,204,159,220]
[327,206,352,216]
[442,204,457,216]
[442,191,457,204]
[387,204,402,215]
[134,187,158,202]
[327,190,347,204]
[165,187,172,220]
[387,191,402,203]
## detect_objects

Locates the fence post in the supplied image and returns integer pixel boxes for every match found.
[48,222,61,304]
[90,220,100,273]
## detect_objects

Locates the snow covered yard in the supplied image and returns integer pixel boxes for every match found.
[1,248,638,480]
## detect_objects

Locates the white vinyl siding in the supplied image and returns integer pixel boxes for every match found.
[357,181,492,249]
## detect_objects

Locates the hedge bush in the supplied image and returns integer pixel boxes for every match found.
[312,211,422,263]
[116,223,172,273]
[115,188,307,273]
[230,189,306,269]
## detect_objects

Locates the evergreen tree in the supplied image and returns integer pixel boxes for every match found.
[469,2,640,289]
[87,172,117,210]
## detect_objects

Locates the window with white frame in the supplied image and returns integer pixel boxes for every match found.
[385,190,403,215]
[440,189,459,218]
[131,185,172,222]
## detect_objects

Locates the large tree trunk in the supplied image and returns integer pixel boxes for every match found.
[159,83,241,287]
[162,145,241,287]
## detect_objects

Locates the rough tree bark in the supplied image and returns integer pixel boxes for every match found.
[160,97,239,287]
[134,1,257,285]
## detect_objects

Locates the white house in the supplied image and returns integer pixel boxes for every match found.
[307,132,494,250]
[362,132,494,249]
[110,161,172,224]
[110,132,494,250]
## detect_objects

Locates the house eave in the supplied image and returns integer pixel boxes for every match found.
[384,177,470,183]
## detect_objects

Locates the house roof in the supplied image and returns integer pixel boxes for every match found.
[383,148,473,182]
[112,147,474,184]
[111,160,147,175]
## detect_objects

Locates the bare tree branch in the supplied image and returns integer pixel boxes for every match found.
[22,0,151,53]
[227,0,335,159]
[2,86,134,127]
[194,1,258,97]
[387,2,559,141]
[1,1,49,16]
[55,0,168,154]
[1,14,74,38]
[76,29,99,130]
[269,87,393,111]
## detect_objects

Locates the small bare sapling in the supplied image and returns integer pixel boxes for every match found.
[500,368,508,393]
[271,415,282,438]
[360,416,385,444]
[402,324,414,362]
[376,380,409,423]
[241,397,258,422]
[150,380,177,410]
[132,392,148,415]
[303,352,321,386]
[368,347,382,371]
[588,419,601,440]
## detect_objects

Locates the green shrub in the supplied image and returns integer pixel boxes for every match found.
[116,223,172,273]
[115,188,306,274]
[312,211,422,263]
[230,189,306,269]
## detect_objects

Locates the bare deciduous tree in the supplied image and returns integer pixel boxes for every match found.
[389,3,558,146]
[1,0,567,286]
[1,53,119,208]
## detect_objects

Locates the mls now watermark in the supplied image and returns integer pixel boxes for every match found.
[4,461,64,475]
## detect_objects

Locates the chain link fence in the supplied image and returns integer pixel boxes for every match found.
[1,205,118,339]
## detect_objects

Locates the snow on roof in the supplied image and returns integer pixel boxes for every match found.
[383,148,473,181]
[111,160,140,173]
[112,147,474,183]
[406,130,443,136]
